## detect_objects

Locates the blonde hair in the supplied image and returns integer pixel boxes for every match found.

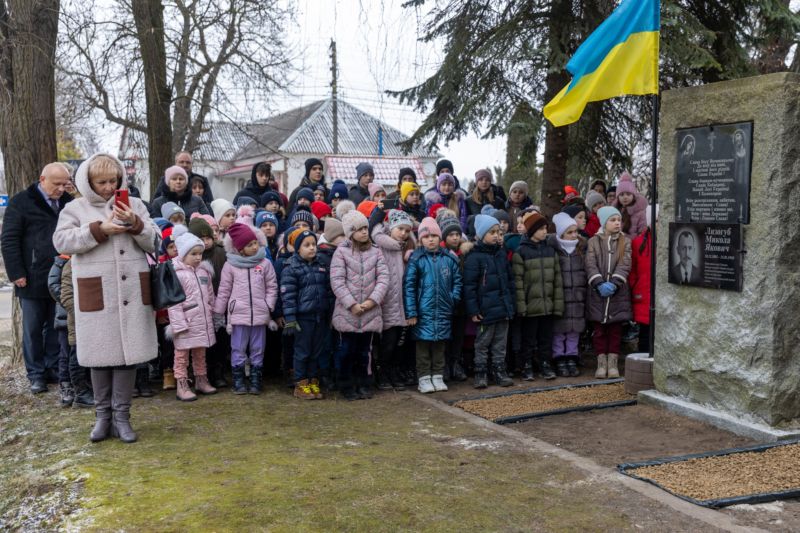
[88,155,123,186]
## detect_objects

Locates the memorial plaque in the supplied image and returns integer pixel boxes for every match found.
[668,222,742,292]
[674,122,752,224]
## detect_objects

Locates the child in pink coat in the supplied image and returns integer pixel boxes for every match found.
[168,233,218,402]
[214,223,278,395]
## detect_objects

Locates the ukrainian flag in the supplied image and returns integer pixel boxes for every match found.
[543,0,659,127]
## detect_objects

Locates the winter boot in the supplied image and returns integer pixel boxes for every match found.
[493,363,514,387]
[556,359,570,378]
[110,368,138,443]
[451,360,468,382]
[403,369,417,387]
[540,360,557,380]
[566,358,581,377]
[162,369,177,390]
[135,366,154,398]
[417,375,435,394]
[231,366,248,395]
[195,375,218,395]
[176,378,197,402]
[522,362,535,381]
[248,366,263,395]
[357,376,373,399]
[607,353,620,378]
[595,354,608,379]
[210,362,228,389]
[60,382,75,407]
[431,374,448,392]
[474,371,488,389]
[389,367,406,391]
[376,367,393,391]
[339,378,359,401]
[293,379,315,400]
[89,369,112,442]
[73,385,94,408]
[309,378,324,400]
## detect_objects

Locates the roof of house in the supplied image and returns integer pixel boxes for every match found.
[325,156,426,187]
[119,121,259,162]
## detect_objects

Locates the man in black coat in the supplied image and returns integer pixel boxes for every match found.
[1,163,73,393]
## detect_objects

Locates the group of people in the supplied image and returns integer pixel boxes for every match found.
[1,150,654,444]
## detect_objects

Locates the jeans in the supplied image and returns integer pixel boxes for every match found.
[20,297,60,382]
[474,320,509,371]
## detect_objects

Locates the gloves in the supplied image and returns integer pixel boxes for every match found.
[212,313,225,331]
[282,321,300,337]
[598,282,617,298]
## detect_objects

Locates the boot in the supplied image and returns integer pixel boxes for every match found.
[232,366,248,395]
[607,353,620,378]
[339,378,359,401]
[474,371,488,389]
[110,368,138,443]
[567,358,581,378]
[176,378,197,402]
[293,379,315,400]
[493,364,514,387]
[89,369,112,442]
[403,369,417,387]
[376,367,393,391]
[210,362,228,389]
[309,378,324,399]
[595,354,608,379]
[73,385,95,408]
[431,374,448,392]
[451,360,468,382]
[248,366,263,395]
[389,367,406,391]
[540,360,556,380]
[556,359,570,378]
[442,363,452,382]
[357,376,373,399]
[162,369,177,390]
[60,382,75,407]
[522,362,535,381]
[135,367,154,398]
[195,375,218,395]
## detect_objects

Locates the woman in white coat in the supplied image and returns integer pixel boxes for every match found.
[53,154,159,443]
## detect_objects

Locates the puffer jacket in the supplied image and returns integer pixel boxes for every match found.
[279,253,331,323]
[372,225,413,329]
[463,241,515,325]
[214,254,278,326]
[168,259,216,350]
[550,235,587,334]
[404,247,462,341]
[330,240,390,333]
[629,228,651,325]
[586,230,632,324]
[47,255,70,330]
[512,237,564,317]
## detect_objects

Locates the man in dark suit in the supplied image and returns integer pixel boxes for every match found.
[1,163,73,393]
[671,231,702,285]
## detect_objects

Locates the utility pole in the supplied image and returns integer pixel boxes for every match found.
[329,39,339,154]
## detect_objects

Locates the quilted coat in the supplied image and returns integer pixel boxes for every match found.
[169,259,216,349]
[586,231,632,324]
[279,253,331,323]
[404,247,462,341]
[372,225,413,329]
[549,235,587,334]
[462,241,515,325]
[330,239,390,333]
[629,228,651,325]
[512,237,564,317]
[213,246,278,326]
[52,153,159,368]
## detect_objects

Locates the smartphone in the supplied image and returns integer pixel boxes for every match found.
[382,198,399,210]
[114,189,129,208]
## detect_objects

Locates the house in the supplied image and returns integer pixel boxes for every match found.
[119,98,441,201]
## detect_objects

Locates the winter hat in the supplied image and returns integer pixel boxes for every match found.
[188,217,214,240]
[418,217,442,239]
[523,211,548,236]
[493,209,511,226]
[161,202,185,220]
[553,212,577,238]
[474,214,500,241]
[481,204,496,216]
[311,201,332,220]
[236,195,258,208]
[342,210,369,239]
[164,165,187,180]
[400,182,420,202]
[356,162,374,181]
[427,203,445,219]
[368,183,385,199]
[227,222,258,251]
[435,208,457,225]
[607,185,617,195]
[387,209,413,230]
[235,205,256,227]
[436,159,454,175]
[153,217,172,232]
[210,199,235,224]
[175,232,204,260]
[561,204,584,220]
[172,223,188,240]
[562,185,579,204]
[598,206,622,228]
[590,179,607,194]
[255,211,278,229]
[585,190,605,211]
[398,167,417,183]
[296,187,315,204]
[328,180,349,201]
[159,225,176,255]
[335,199,356,220]
[357,200,378,219]
[304,157,323,177]
[261,190,282,207]
[438,216,462,239]
[509,180,529,195]
[475,168,493,183]
[436,172,456,188]
[291,207,315,227]
[323,217,345,243]
[645,204,660,227]
[190,213,218,230]
[616,171,637,195]
[291,229,317,252]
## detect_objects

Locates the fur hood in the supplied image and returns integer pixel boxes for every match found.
[425,187,466,206]
[74,153,127,208]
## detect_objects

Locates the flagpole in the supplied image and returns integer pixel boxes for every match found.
[648,94,659,358]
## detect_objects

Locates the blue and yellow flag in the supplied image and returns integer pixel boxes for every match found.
[543,0,659,127]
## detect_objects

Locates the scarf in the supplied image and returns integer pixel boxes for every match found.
[557,237,578,255]
[226,246,266,268]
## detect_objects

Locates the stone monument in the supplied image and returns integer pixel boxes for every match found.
[646,73,800,436]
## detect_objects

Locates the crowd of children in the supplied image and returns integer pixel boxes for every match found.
[49,159,655,412]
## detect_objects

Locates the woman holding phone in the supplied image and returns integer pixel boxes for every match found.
[53,153,159,444]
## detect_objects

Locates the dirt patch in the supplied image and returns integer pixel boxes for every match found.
[626,443,800,503]
[454,382,632,421]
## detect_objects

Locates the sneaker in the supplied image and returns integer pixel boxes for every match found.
[389,368,407,391]
[293,379,315,400]
[376,370,393,391]
[556,360,570,378]
[540,361,557,380]
[309,379,324,400]
[417,375,435,394]
[493,368,514,387]
[522,364,535,382]
[30,380,47,394]
[431,375,448,392]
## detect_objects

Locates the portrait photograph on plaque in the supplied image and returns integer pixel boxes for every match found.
[675,121,752,224]
[668,222,742,292]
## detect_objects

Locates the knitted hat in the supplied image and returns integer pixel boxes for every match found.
[474,214,499,240]
[342,210,369,239]
[493,209,511,226]
[290,229,316,251]
[172,223,188,240]
[159,225,176,255]
[255,211,278,229]
[335,199,356,220]
[561,204,584,219]
[164,165,187,180]
[509,180,529,195]
[188,217,214,240]
[418,217,442,239]
[585,190,605,210]
[616,171,637,195]
[475,168,493,183]
[398,167,417,183]
[437,172,456,188]
[553,212,577,238]
[387,209,413,230]
[261,190,282,207]
[356,162,374,181]
[311,201,332,220]
[598,206,622,228]
[438,216,462,238]
[304,157,323,177]
[427,203,445,219]
[161,202,185,220]
[563,185,579,204]
[323,217,345,243]
[291,207,314,227]
[190,213,218,230]
[368,183,385,199]
[236,196,258,208]
[175,232,204,260]
[523,212,548,235]
[210,199,235,224]
[328,180,349,201]
[357,200,378,219]
[153,217,172,232]
[436,159,454,175]
[228,222,258,251]
[400,182,420,202]
[296,188,315,204]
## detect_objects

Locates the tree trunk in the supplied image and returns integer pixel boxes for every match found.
[0,0,60,366]
[131,0,173,198]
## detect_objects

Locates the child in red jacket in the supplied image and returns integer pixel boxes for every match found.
[629,205,657,353]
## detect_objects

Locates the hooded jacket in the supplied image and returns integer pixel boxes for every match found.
[330,239,390,333]
[629,228,651,325]
[279,252,331,323]
[372,224,414,329]
[550,235,587,334]
[47,255,70,329]
[233,163,276,207]
[404,247,462,341]
[586,230,632,324]
[168,259,216,349]
[288,172,329,211]
[149,185,209,220]
[512,237,564,317]
[424,187,468,232]
[463,241,515,325]
[213,236,278,326]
